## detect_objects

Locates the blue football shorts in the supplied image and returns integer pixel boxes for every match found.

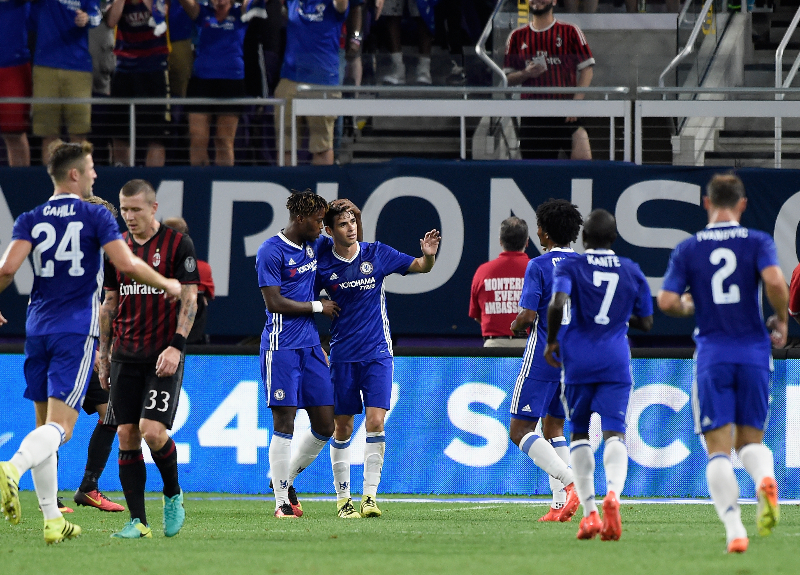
[563,381,631,434]
[261,345,333,408]
[330,357,393,416]
[510,376,565,421]
[23,333,95,411]
[693,360,770,434]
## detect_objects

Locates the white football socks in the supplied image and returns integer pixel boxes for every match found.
[269,432,292,507]
[707,453,747,542]
[737,443,775,488]
[31,452,60,520]
[9,422,65,476]
[330,436,352,501]
[363,431,386,499]
[548,436,569,506]
[570,439,597,516]
[603,436,628,497]
[288,428,330,484]
[519,432,574,486]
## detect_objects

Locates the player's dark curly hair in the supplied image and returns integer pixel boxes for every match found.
[287,189,328,218]
[84,195,119,218]
[535,198,583,246]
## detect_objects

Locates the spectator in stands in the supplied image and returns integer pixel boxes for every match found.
[381,0,434,85]
[275,0,349,166]
[178,0,263,166]
[105,0,170,167]
[505,0,594,160]
[167,1,195,99]
[31,0,102,166]
[88,6,116,165]
[469,217,530,348]
[0,0,32,167]
[162,217,215,344]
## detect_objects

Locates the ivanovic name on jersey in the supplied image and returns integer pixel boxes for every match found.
[316,241,415,363]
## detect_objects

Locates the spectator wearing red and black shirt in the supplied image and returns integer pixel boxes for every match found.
[98,179,198,538]
[469,217,530,348]
[788,262,800,326]
[504,0,594,160]
[105,0,170,167]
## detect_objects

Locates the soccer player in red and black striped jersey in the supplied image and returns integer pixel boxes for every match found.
[504,0,595,160]
[98,179,199,539]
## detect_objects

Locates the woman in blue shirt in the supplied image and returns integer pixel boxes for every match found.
[178,0,263,166]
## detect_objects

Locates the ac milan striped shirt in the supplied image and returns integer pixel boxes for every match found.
[504,19,595,100]
[111,0,169,72]
[105,225,199,362]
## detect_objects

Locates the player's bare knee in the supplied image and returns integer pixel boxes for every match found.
[542,416,565,440]
[509,418,535,447]
[334,416,354,439]
[603,431,624,443]
[116,424,142,450]
[364,415,384,434]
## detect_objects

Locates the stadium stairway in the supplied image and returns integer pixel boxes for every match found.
[706,0,800,167]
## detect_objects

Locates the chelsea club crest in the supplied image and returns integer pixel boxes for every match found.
[306,246,314,258]
[360,261,373,275]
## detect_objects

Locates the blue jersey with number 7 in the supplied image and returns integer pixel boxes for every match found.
[552,249,653,385]
[661,222,778,367]
[11,194,122,337]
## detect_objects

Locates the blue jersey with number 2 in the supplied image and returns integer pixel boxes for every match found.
[552,249,653,385]
[662,222,778,367]
[12,194,122,337]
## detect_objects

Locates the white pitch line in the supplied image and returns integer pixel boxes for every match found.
[169,496,800,505]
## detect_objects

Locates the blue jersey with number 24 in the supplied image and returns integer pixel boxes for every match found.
[12,194,121,337]
[552,249,653,385]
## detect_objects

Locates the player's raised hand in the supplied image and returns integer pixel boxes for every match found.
[164,278,182,301]
[330,198,360,218]
[544,342,562,368]
[766,314,788,348]
[322,298,340,318]
[420,229,441,256]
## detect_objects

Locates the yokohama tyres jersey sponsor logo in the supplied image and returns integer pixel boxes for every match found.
[336,276,376,290]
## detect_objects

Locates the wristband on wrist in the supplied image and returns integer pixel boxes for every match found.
[169,333,187,351]
[311,300,324,313]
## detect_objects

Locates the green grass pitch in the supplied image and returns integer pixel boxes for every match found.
[1,492,798,575]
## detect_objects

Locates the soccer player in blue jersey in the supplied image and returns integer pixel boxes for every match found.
[657,174,788,554]
[316,202,440,519]
[545,209,653,542]
[509,199,583,523]
[0,141,180,544]
[257,191,360,518]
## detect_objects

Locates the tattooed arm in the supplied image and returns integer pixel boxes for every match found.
[155,284,198,378]
[98,290,119,391]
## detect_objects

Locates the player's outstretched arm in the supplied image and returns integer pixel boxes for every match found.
[545,292,568,368]
[762,265,789,347]
[103,239,181,300]
[629,314,654,332]
[97,290,119,390]
[656,290,695,317]
[510,307,537,336]
[408,229,441,273]
[261,285,340,318]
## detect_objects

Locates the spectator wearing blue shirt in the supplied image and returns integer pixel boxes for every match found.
[31,0,102,165]
[178,0,263,166]
[275,0,349,166]
[0,0,32,166]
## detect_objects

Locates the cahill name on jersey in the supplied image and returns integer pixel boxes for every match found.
[662,222,778,367]
[257,233,333,350]
[316,241,414,363]
[553,249,653,385]
[12,194,121,338]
